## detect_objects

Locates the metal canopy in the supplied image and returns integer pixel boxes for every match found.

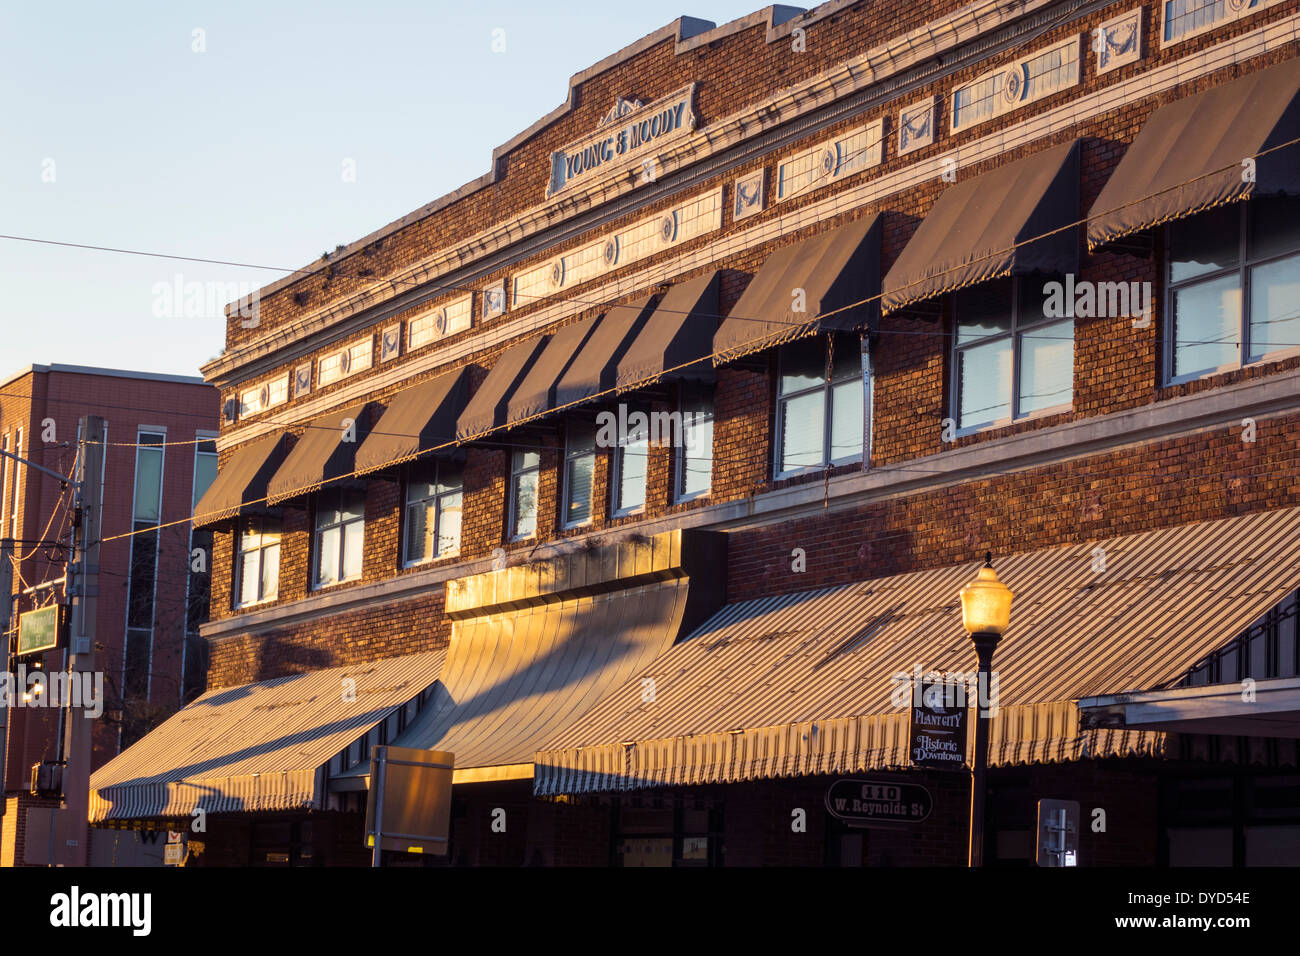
[535,506,1300,794]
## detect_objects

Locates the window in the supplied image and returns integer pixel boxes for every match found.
[184,435,219,702]
[8,427,22,537]
[509,450,541,540]
[1166,198,1300,383]
[951,37,1080,131]
[675,384,714,501]
[124,431,165,704]
[235,517,281,607]
[403,460,463,565]
[775,336,864,477]
[1160,0,1279,46]
[313,488,365,588]
[562,423,597,528]
[952,278,1074,431]
[612,409,649,518]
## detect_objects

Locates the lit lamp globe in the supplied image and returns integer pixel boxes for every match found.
[959,552,1014,637]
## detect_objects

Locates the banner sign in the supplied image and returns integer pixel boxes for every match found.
[17,605,61,656]
[547,85,697,196]
[909,677,969,771]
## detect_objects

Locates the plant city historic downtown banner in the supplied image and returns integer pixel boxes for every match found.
[908,676,970,771]
[547,85,697,196]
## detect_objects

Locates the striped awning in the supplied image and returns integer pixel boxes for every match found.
[534,507,1300,794]
[89,651,445,821]
[337,529,726,782]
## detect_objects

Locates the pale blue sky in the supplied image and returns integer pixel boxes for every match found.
[1,1,766,378]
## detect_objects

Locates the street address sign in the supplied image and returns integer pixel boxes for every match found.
[825,778,933,826]
[17,605,61,656]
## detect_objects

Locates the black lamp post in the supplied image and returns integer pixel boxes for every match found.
[959,551,1013,868]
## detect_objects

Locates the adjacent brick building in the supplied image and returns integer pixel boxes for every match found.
[0,364,219,865]
[91,0,1300,866]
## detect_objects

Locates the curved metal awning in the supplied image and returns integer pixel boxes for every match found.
[535,506,1300,795]
[88,651,445,821]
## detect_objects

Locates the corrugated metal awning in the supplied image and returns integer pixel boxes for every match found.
[266,402,372,504]
[714,216,880,365]
[192,432,287,528]
[1089,56,1300,251]
[535,507,1300,794]
[337,529,726,782]
[89,651,445,821]
[354,368,469,475]
[882,140,1079,313]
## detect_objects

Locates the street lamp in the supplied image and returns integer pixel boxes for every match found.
[959,551,1013,868]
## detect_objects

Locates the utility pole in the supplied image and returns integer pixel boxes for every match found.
[0,537,12,803]
[54,415,103,866]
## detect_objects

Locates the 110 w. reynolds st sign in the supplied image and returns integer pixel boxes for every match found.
[547,85,697,196]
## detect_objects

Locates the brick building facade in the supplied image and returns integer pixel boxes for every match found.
[90,0,1300,866]
[0,364,219,865]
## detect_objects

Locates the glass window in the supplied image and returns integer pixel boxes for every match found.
[236,517,281,607]
[563,424,597,528]
[1166,198,1300,381]
[314,488,365,588]
[404,460,463,565]
[675,384,714,501]
[509,450,541,540]
[132,432,165,523]
[951,278,1074,430]
[775,335,864,477]
[612,411,649,517]
[192,438,218,510]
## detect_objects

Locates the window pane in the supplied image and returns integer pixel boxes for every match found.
[679,412,713,498]
[438,465,464,496]
[1249,197,1300,262]
[1017,274,1066,322]
[340,490,366,522]
[513,470,538,538]
[780,390,825,472]
[240,552,261,606]
[617,438,649,513]
[568,424,596,456]
[1172,274,1241,377]
[512,450,540,473]
[957,338,1012,428]
[315,495,338,530]
[133,446,163,522]
[1017,320,1074,414]
[316,526,340,586]
[566,453,595,525]
[437,493,462,556]
[779,338,825,395]
[342,520,364,579]
[1170,205,1239,284]
[261,544,280,601]
[193,453,218,509]
[956,280,1013,344]
[406,501,432,564]
[830,336,861,380]
[1248,253,1300,361]
[829,379,864,462]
